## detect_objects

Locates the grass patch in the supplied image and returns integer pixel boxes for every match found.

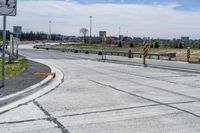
[53,44,200,62]
[0,58,27,80]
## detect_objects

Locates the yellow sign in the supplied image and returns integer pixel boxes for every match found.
[187,47,190,60]
[143,41,149,58]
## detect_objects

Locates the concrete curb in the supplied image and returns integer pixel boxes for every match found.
[98,59,200,74]
[0,58,64,114]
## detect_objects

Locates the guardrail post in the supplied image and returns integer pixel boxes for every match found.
[128,50,132,58]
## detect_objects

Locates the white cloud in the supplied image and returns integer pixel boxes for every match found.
[0,0,200,39]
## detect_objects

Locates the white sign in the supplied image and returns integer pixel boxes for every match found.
[0,0,17,16]
[13,26,22,35]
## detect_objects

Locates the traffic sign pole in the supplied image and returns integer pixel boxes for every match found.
[0,0,17,87]
[1,15,6,87]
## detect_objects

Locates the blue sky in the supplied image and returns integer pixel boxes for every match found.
[1,0,200,39]
[76,0,200,11]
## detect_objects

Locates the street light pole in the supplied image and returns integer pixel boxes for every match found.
[90,16,92,44]
[49,21,52,41]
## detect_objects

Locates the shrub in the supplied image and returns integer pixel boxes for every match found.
[118,41,122,47]
[129,42,134,48]
[179,42,183,49]
[154,41,160,48]
[150,43,154,48]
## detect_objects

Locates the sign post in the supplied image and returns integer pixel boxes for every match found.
[103,33,107,60]
[143,41,149,65]
[0,0,17,88]
[99,31,107,60]
[13,26,22,58]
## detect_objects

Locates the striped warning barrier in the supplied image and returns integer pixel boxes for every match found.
[187,47,190,62]
[143,41,149,65]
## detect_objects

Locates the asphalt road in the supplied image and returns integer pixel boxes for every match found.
[0,44,200,133]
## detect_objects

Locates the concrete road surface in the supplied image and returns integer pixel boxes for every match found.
[0,44,200,133]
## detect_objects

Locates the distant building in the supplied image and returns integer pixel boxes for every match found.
[181,36,189,42]
[133,37,143,42]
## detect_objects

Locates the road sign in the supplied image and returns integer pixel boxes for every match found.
[0,0,17,16]
[187,47,190,62]
[13,26,22,35]
[99,31,106,40]
[0,0,17,87]
[143,41,149,58]
[143,41,149,65]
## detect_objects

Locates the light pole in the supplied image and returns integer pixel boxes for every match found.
[119,27,121,38]
[90,16,92,43]
[49,21,52,41]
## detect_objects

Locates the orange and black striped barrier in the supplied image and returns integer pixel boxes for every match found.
[143,41,149,65]
[187,47,190,62]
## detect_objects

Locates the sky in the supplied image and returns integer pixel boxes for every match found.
[1,0,200,39]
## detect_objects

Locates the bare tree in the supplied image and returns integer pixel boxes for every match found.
[80,28,88,44]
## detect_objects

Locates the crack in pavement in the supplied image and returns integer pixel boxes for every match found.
[33,101,69,133]
[58,104,160,118]
[89,79,200,119]
[103,67,200,89]
[0,100,197,125]
[79,64,200,101]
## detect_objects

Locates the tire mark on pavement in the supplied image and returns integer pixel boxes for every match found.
[33,101,69,133]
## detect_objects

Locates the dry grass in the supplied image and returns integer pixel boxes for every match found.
[53,44,200,62]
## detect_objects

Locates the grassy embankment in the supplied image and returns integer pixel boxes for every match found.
[0,58,27,80]
[53,44,200,62]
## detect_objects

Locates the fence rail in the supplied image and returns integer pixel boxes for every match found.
[34,45,176,60]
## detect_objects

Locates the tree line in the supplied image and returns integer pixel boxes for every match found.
[0,31,63,41]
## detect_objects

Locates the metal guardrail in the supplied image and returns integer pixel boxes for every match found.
[34,45,176,60]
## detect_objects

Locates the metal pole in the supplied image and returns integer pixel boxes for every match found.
[8,35,12,63]
[119,27,121,37]
[11,36,14,56]
[49,21,51,41]
[102,39,104,60]
[90,16,92,38]
[89,16,92,44]
[1,16,6,87]
[16,34,18,59]
[10,35,13,55]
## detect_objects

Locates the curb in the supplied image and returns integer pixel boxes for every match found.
[99,59,200,74]
[0,58,64,114]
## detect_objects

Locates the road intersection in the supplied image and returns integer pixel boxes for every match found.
[0,44,200,133]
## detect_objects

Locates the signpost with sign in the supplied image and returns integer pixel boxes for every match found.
[0,0,17,87]
[13,26,21,58]
[99,31,107,60]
